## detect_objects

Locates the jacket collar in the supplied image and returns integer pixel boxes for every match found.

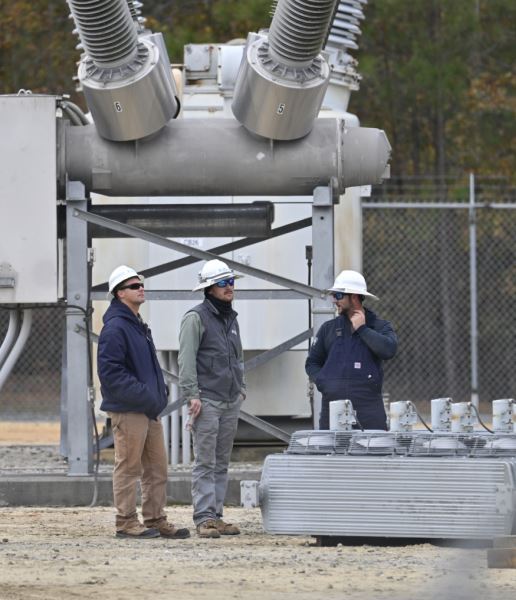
[103,297,142,327]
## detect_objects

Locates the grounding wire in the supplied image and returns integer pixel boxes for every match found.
[408,401,433,432]
[469,402,494,433]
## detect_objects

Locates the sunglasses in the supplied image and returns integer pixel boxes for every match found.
[331,292,347,300]
[119,282,144,291]
[215,278,235,288]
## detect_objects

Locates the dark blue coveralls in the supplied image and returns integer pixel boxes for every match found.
[305,308,397,430]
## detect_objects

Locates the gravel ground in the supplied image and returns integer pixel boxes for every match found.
[1,445,516,599]
[1,506,515,600]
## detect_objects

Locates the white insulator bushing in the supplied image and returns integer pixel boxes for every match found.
[492,399,515,433]
[451,402,476,433]
[68,0,138,68]
[268,0,337,67]
[389,401,416,432]
[431,397,452,432]
[329,399,356,431]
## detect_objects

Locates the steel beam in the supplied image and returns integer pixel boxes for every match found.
[238,411,291,444]
[78,325,292,445]
[74,209,325,298]
[91,289,309,300]
[58,202,274,239]
[91,217,311,292]
[244,329,313,372]
[311,185,336,429]
[65,182,93,475]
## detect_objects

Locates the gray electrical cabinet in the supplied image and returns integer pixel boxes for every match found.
[0,95,58,303]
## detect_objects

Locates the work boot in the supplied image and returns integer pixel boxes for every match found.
[116,522,160,539]
[146,519,190,540]
[215,519,240,535]
[196,519,221,538]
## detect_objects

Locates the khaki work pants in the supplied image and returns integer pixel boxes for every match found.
[109,412,168,532]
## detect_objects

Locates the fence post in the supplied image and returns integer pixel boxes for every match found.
[469,172,479,410]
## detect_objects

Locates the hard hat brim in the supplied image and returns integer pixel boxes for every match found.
[327,287,379,301]
[192,272,243,292]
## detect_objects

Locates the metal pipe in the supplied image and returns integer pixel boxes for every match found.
[64,119,391,196]
[169,352,180,466]
[0,309,19,369]
[469,173,479,410]
[57,202,274,238]
[0,309,32,393]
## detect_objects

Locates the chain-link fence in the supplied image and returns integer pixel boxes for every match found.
[364,176,516,409]
[0,176,514,423]
[0,308,64,420]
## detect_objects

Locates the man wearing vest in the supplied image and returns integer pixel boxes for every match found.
[305,270,398,430]
[179,259,246,538]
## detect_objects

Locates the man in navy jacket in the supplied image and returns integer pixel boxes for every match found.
[98,265,189,539]
[305,270,397,430]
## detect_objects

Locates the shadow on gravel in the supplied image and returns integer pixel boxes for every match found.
[314,536,493,548]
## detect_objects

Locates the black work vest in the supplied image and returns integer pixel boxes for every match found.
[190,300,244,403]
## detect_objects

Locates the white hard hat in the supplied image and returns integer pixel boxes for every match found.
[108,265,141,293]
[193,259,242,291]
[328,270,378,300]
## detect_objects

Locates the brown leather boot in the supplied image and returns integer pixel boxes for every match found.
[116,522,160,539]
[215,519,240,535]
[196,519,221,538]
[146,519,190,539]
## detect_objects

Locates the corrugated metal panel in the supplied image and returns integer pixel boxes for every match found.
[261,455,516,538]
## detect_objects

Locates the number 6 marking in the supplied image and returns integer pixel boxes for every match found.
[114,101,123,113]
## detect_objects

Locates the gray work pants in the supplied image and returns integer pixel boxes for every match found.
[191,400,241,525]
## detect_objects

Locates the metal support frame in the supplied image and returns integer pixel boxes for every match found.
[65,181,92,475]
[91,289,309,300]
[74,209,324,299]
[70,193,334,466]
[77,324,293,452]
[311,185,336,429]
[91,217,312,292]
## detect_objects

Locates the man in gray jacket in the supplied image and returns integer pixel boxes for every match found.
[179,259,246,538]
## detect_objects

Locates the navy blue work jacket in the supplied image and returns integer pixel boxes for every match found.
[97,299,167,419]
[305,308,397,429]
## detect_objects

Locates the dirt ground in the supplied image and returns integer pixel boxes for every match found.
[1,424,515,599]
[0,422,60,445]
[0,506,515,600]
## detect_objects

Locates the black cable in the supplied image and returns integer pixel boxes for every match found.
[85,257,101,508]
[354,416,364,432]
[469,402,494,433]
[409,401,433,432]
